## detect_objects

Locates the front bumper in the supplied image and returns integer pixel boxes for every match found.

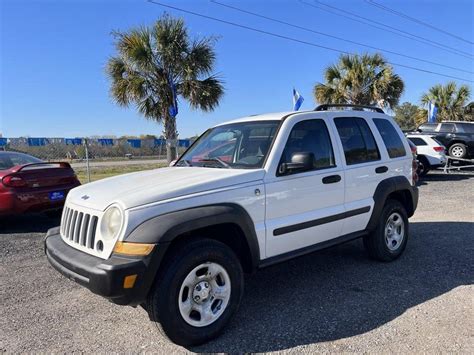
[44,227,168,306]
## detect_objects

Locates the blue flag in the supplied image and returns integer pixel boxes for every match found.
[167,74,178,118]
[428,101,438,123]
[293,88,304,111]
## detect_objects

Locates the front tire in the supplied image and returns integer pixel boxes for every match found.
[448,143,467,159]
[146,239,244,346]
[364,199,409,262]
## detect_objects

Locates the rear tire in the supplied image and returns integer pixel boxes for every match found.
[364,199,409,262]
[146,239,244,347]
[448,143,467,159]
[416,156,430,177]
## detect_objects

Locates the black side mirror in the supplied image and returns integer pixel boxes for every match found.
[279,152,314,175]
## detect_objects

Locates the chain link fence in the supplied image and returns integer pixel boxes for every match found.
[0,137,192,183]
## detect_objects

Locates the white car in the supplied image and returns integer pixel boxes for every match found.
[45,104,418,346]
[406,134,446,176]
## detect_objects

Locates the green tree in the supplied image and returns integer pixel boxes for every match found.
[420,82,471,122]
[106,15,224,162]
[314,53,404,110]
[393,102,419,130]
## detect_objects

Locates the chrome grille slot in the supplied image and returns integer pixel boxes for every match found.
[61,207,98,250]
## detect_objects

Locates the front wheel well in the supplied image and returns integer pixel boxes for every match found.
[386,190,414,217]
[161,223,255,274]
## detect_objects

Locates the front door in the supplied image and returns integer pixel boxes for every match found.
[264,117,345,258]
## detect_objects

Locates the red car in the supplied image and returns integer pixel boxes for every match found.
[0,151,80,216]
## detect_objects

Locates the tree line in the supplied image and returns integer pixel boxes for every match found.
[106,14,472,162]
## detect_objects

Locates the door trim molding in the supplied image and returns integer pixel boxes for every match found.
[273,206,371,236]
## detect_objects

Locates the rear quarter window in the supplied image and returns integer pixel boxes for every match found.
[408,137,427,146]
[458,123,474,133]
[373,118,407,158]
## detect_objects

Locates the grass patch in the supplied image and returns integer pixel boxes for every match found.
[75,163,168,183]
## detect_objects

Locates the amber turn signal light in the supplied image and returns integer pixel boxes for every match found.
[123,274,137,289]
[113,241,155,256]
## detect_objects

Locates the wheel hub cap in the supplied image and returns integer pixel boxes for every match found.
[385,212,405,251]
[193,281,211,303]
[178,262,231,327]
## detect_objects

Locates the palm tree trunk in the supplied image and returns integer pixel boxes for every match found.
[164,114,178,163]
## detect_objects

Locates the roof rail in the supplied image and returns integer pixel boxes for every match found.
[315,104,384,114]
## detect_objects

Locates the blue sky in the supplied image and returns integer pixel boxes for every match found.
[1,0,473,138]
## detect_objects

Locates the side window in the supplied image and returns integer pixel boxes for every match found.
[280,119,335,173]
[334,117,380,165]
[459,123,474,133]
[439,123,455,133]
[373,118,407,158]
[408,137,427,146]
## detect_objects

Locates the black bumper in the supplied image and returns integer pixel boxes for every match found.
[44,227,168,306]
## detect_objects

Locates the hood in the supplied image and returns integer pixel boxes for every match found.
[67,167,265,210]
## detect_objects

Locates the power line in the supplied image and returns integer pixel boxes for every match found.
[366,0,474,45]
[210,0,472,74]
[146,1,474,83]
[300,0,473,59]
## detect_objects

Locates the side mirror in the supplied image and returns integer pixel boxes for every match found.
[279,152,314,175]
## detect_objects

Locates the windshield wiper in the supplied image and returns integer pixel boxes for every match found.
[176,159,192,167]
[198,157,231,169]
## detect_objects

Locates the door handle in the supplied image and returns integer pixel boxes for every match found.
[375,166,388,174]
[322,175,341,184]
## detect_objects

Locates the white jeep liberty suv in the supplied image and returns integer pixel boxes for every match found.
[45,104,418,346]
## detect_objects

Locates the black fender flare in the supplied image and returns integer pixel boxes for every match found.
[366,176,418,231]
[125,203,261,270]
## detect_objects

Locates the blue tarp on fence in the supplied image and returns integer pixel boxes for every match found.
[178,139,190,148]
[98,138,114,146]
[0,138,7,147]
[127,139,141,148]
[154,139,165,147]
[65,138,83,145]
[27,138,49,146]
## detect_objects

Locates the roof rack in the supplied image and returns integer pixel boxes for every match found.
[315,104,384,114]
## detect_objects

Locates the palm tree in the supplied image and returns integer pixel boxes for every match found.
[420,82,471,122]
[106,15,224,162]
[314,53,404,110]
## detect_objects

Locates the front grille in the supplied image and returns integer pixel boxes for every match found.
[61,207,98,249]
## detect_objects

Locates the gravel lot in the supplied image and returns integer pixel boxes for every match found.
[1,171,473,353]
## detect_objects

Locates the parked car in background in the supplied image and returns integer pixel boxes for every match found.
[0,152,81,217]
[406,134,446,176]
[416,121,474,159]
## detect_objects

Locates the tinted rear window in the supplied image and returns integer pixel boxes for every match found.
[408,137,427,146]
[373,118,407,158]
[0,152,43,170]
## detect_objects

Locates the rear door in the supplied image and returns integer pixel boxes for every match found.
[264,115,345,258]
[332,116,386,235]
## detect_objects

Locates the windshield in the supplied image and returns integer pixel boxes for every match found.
[176,121,280,169]
[0,152,43,170]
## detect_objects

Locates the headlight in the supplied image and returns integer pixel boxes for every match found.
[100,206,123,241]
